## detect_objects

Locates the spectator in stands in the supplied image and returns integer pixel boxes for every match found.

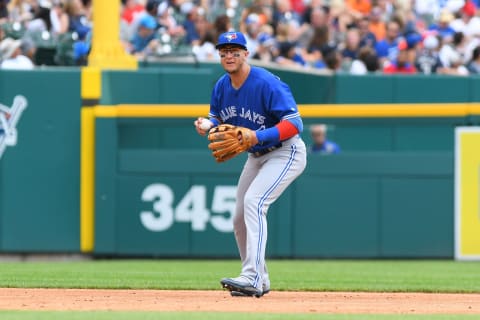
[415,34,443,75]
[181,1,201,46]
[50,0,70,35]
[329,0,356,37]
[121,0,145,26]
[0,37,34,69]
[290,0,306,16]
[309,124,341,154]
[0,0,8,24]
[303,25,335,69]
[375,20,401,67]
[157,0,185,39]
[439,48,470,75]
[357,16,377,48]
[192,28,217,61]
[341,27,361,63]
[122,0,160,50]
[23,1,49,32]
[404,32,423,65]
[376,0,395,21]
[301,0,328,27]
[272,0,302,33]
[467,46,480,74]
[276,40,307,67]
[213,14,233,39]
[64,0,91,40]
[298,5,330,49]
[328,1,352,41]
[128,14,159,56]
[239,2,269,37]
[368,6,386,41]
[243,12,263,56]
[350,45,379,74]
[383,39,416,73]
[7,0,33,25]
[345,0,372,19]
[414,0,440,27]
[81,0,92,19]
[251,32,277,63]
[325,49,343,72]
[448,53,471,75]
[450,1,480,39]
[439,31,468,68]
[428,9,456,41]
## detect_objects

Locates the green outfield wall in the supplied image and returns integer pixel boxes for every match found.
[0,67,479,257]
[93,114,454,258]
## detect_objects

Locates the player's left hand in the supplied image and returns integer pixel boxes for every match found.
[208,124,258,162]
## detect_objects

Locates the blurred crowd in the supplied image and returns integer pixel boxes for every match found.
[120,0,480,75]
[0,0,92,69]
[1,0,480,75]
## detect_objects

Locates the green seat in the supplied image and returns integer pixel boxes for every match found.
[34,47,57,66]
[54,32,77,66]
[1,22,26,40]
[26,30,57,66]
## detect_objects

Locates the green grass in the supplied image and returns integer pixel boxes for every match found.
[1,260,479,319]
[0,259,479,293]
[0,312,479,320]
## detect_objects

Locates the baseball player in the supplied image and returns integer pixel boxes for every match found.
[194,31,307,297]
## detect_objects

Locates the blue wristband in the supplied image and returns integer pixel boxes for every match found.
[255,127,280,144]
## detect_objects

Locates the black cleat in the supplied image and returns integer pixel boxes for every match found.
[230,288,269,298]
[220,277,263,298]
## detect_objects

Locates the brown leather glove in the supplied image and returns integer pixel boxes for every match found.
[207,124,258,162]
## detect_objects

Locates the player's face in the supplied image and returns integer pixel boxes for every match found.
[219,46,248,74]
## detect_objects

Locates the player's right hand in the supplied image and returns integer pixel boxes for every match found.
[194,117,211,136]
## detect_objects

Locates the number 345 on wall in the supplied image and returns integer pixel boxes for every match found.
[140,184,236,233]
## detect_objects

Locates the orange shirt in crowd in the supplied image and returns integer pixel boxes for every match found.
[346,0,372,15]
[369,21,386,41]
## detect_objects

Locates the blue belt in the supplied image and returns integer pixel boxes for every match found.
[251,143,282,157]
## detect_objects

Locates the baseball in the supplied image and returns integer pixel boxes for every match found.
[200,119,213,131]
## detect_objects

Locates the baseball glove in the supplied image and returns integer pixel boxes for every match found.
[208,124,258,162]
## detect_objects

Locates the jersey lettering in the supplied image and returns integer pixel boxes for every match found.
[240,108,251,121]
[254,113,265,125]
[239,107,266,126]
[220,106,237,121]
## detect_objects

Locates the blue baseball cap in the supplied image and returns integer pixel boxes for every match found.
[139,15,157,29]
[215,31,247,50]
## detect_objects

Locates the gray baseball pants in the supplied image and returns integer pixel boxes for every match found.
[233,135,307,290]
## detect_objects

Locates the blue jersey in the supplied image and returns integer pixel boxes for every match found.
[209,66,300,153]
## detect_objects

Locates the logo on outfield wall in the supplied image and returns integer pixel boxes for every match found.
[140,183,236,233]
[0,95,28,160]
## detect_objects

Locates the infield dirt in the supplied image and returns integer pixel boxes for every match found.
[0,288,479,314]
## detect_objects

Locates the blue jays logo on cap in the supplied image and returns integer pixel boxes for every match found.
[225,33,237,41]
[216,31,247,50]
